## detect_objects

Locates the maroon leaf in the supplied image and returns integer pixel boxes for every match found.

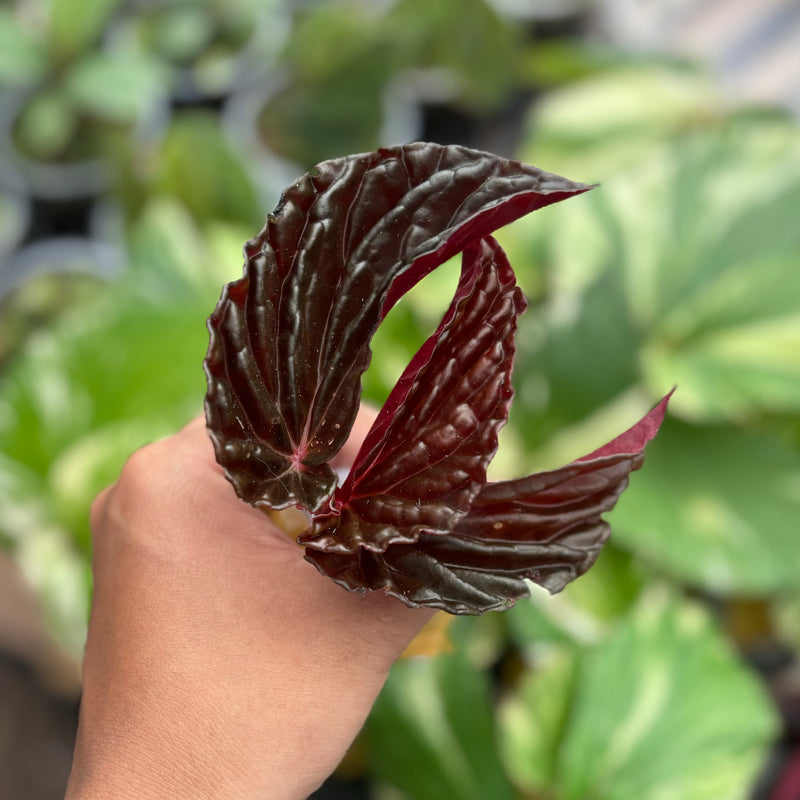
[204,143,591,511]
[300,236,526,555]
[204,142,670,615]
[303,393,671,614]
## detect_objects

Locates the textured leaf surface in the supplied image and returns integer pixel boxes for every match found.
[204,143,590,511]
[303,395,669,614]
[204,142,670,614]
[300,237,525,554]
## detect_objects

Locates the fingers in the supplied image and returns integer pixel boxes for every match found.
[179,414,208,434]
[89,484,112,533]
[89,416,215,541]
[90,405,378,552]
[173,415,219,461]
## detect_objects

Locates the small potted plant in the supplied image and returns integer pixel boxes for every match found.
[0,0,168,202]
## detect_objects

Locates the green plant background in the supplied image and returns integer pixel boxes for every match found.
[1,1,797,797]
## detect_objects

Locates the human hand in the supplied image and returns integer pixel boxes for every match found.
[65,412,434,800]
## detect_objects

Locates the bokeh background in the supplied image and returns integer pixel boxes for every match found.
[1,0,800,797]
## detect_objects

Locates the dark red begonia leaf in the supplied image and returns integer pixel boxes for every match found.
[204,143,591,512]
[204,142,670,615]
[300,236,526,555]
[303,393,670,614]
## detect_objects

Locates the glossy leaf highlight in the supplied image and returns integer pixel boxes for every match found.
[204,142,668,614]
[204,143,590,512]
[300,237,525,554]
[303,394,670,614]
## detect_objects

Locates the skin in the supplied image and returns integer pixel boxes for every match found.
[65,413,434,800]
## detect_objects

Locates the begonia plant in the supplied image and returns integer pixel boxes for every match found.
[204,142,668,614]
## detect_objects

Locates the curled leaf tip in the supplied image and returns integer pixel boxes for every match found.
[204,142,667,614]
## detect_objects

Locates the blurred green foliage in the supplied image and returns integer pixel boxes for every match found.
[366,591,775,800]
[1,0,165,168]
[258,0,521,166]
[0,1,796,797]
